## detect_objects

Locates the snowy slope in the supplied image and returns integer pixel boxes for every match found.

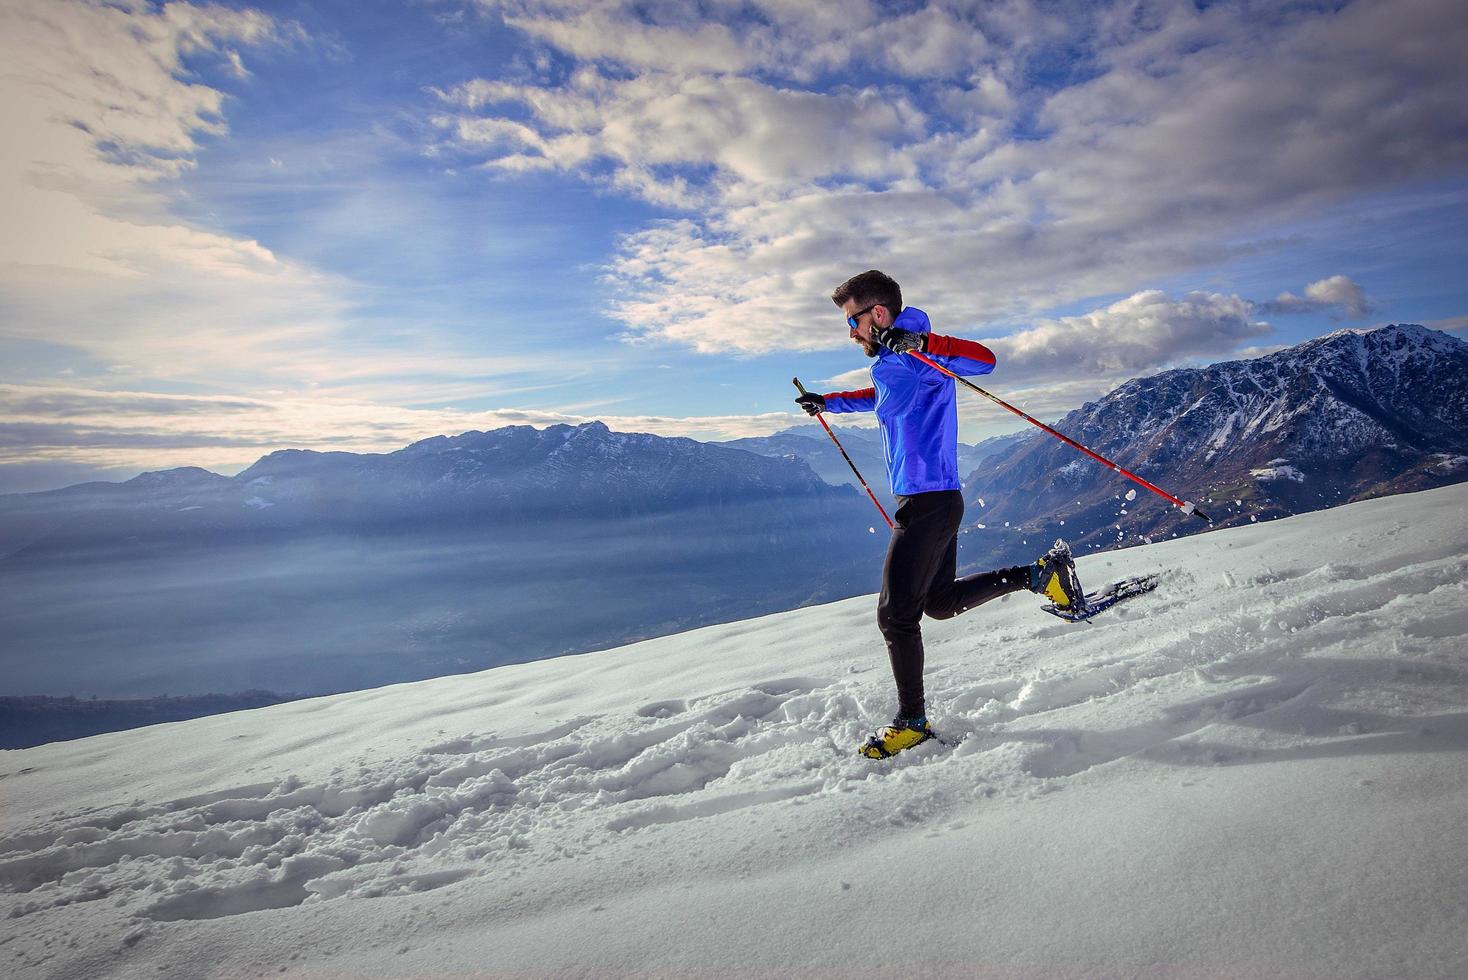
[2,484,1466,979]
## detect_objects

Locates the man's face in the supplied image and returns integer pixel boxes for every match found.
[842,298,886,357]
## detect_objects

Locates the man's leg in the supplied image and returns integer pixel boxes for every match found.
[876,491,964,720]
[924,539,1030,620]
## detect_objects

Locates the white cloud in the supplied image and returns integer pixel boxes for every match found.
[814,288,1271,437]
[984,290,1270,382]
[500,6,757,75]
[1426,314,1468,333]
[0,0,626,492]
[442,0,1468,358]
[0,0,643,483]
[0,0,348,373]
[0,0,555,410]
[1304,276,1372,319]
[476,0,1010,84]
[1234,344,1292,360]
[437,70,927,208]
[1263,275,1374,319]
[1,0,276,218]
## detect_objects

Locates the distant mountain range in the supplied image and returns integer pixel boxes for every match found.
[960,323,1468,561]
[721,425,1026,514]
[0,423,886,705]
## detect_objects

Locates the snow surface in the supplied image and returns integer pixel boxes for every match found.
[1431,454,1468,474]
[2,484,1467,979]
[1250,464,1307,483]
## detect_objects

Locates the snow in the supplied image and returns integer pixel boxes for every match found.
[1251,464,1306,482]
[1431,454,1468,473]
[2,484,1467,979]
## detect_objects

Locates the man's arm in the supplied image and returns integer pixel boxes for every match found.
[821,387,877,413]
[874,326,997,378]
[921,334,996,377]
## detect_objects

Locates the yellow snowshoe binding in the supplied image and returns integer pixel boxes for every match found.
[1030,539,1085,612]
[859,716,934,759]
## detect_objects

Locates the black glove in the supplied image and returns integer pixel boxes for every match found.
[795,392,826,416]
[876,326,926,354]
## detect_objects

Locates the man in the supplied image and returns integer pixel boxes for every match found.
[795,270,1082,759]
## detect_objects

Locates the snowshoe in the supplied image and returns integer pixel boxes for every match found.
[859,716,935,759]
[1029,539,1085,613]
[1041,573,1159,623]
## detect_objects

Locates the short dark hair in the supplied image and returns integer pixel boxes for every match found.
[832,270,902,316]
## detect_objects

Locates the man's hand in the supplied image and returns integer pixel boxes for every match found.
[876,326,926,355]
[795,392,826,416]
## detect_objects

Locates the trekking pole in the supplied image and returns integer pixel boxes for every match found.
[903,351,1212,523]
[793,377,893,529]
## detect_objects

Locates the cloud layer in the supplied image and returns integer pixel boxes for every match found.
[0,381,805,482]
[0,0,345,378]
[983,290,1270,383]
[440,0,1468,355]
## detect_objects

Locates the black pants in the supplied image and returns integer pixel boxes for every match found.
[877,490,1028,720]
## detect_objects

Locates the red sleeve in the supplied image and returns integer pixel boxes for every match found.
[827,387,876,402]
[823,387,877,413]
[926,334,996,367]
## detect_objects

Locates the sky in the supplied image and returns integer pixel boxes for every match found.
[2,0,1467,492]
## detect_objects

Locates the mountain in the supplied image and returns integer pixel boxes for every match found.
[2,483,1464,977]
[4,422,846,546]
[720,425,1024,515]
[960,324,1468,562]
[0,423,885,703]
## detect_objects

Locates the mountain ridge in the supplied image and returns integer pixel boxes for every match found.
[960,323,1468,559]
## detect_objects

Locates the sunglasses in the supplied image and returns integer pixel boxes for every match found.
[846,304,878,331]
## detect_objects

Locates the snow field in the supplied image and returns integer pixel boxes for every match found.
[1,483,1466,978]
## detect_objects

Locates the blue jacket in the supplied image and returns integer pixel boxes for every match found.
[823,307,996,496]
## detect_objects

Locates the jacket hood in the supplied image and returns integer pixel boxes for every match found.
[892,306,931,335]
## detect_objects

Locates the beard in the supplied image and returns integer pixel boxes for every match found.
[856,338,881,357]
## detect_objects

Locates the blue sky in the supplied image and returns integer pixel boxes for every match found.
[2,0,1466,492]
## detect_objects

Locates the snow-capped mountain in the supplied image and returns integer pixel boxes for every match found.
[962,324,1468,559]
[234,421,845,520]
[3,422,848,543]
[0,423,884,708]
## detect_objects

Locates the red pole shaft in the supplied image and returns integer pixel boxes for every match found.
[905,351,1211,523]
[793,378,894,529]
